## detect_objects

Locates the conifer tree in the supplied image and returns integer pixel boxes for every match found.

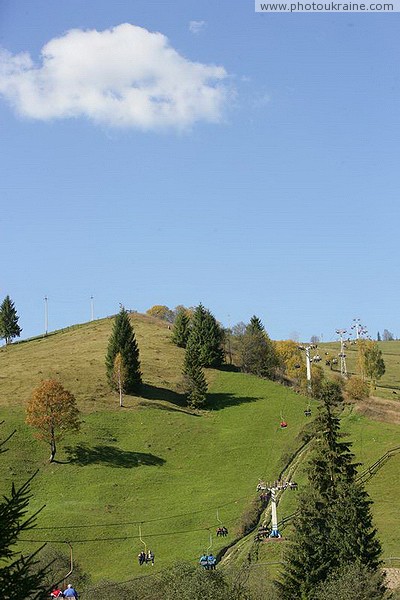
[0,429,49,599]
[0,296,22,345]
[182,338,208,408]
[280,382,382,599]
[237,316,279,379]
[171,309,191,348]
[246,315,264,334]
[106,307,142,394]
[188,304,224,368]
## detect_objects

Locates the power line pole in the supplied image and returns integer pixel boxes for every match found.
[90,296,94,322]
[336,329,348,378]
[44,296,48,336]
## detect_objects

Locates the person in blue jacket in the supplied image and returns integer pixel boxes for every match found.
[207,554,217,570]
[199,553,208,569]
[63,584,78,599]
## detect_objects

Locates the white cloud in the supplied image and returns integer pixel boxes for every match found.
[0,23,230,130]
[189,20,206,34]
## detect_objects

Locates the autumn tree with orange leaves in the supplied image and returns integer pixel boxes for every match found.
[26,380,81,462]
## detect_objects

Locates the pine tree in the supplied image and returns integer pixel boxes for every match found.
[105,307,142,394]
[188,304,224,368]
[0,429,49,599]
[280,382,382,599]
[237,316,279,379]
[171,309,191,348]
[0,296,22,345]
[246,315,264,334]
[377,331,381,342]
[182,338,208,408]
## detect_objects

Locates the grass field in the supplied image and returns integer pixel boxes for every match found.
[321,340,400,399]
[0,316,399,584]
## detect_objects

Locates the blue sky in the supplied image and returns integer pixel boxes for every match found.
[0,1,399,342]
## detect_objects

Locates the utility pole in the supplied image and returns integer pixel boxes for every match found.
[44,296,48,336]
[336,329,348,378]
[90,296,94,322]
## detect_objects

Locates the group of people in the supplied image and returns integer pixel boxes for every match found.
[256,479,298,492]
[138,549,155,566]
[199,553,217,570]
[50,584,78,599]
[254,525,270,541]
[216,526,228,537]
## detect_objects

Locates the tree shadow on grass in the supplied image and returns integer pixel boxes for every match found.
[141,384,186,406]
[207,393,261,411]
[139,384,201,416]
[64,443,166,468]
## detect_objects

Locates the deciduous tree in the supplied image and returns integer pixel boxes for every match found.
[345,376,369,402]
[146,305,174,322]
[106,307,142,394]
[382,329,394,342]
[26,380,80,462]
[113,352,127,407]
[0,296,22,345]
[364,343,385,390]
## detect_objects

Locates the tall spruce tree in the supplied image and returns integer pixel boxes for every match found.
[171,309,191,348]
[182,338,208,408]
[246,315,264,334]
[280,382,382,599]
[0,296,22,345]
[105,307,142,394]
[0,429,49,599]
[237,316,279,379]
[188,304,224,368]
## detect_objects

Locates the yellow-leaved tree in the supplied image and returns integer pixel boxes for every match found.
[113,352,127,407]
[26,380,80,462]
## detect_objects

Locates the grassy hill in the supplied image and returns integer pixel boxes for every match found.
[0,315,399,585]
[321,339,400,399]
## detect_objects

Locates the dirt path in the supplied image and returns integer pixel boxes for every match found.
[356,395,400,424]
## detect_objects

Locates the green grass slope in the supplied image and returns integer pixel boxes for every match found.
[0,316,399,583]
[321,340,400,399]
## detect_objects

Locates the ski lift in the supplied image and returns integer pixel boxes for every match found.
[200,531,216,570]
[137,524,154,566]
[216,509,228,537]
[50,541,73,594]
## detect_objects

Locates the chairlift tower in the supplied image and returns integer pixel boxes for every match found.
[269,487,281,538]
[352,318,361,340]
[336,329,348,378]
[298,344,317,394]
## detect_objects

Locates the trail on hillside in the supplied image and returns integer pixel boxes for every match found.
[356,395,400,424]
